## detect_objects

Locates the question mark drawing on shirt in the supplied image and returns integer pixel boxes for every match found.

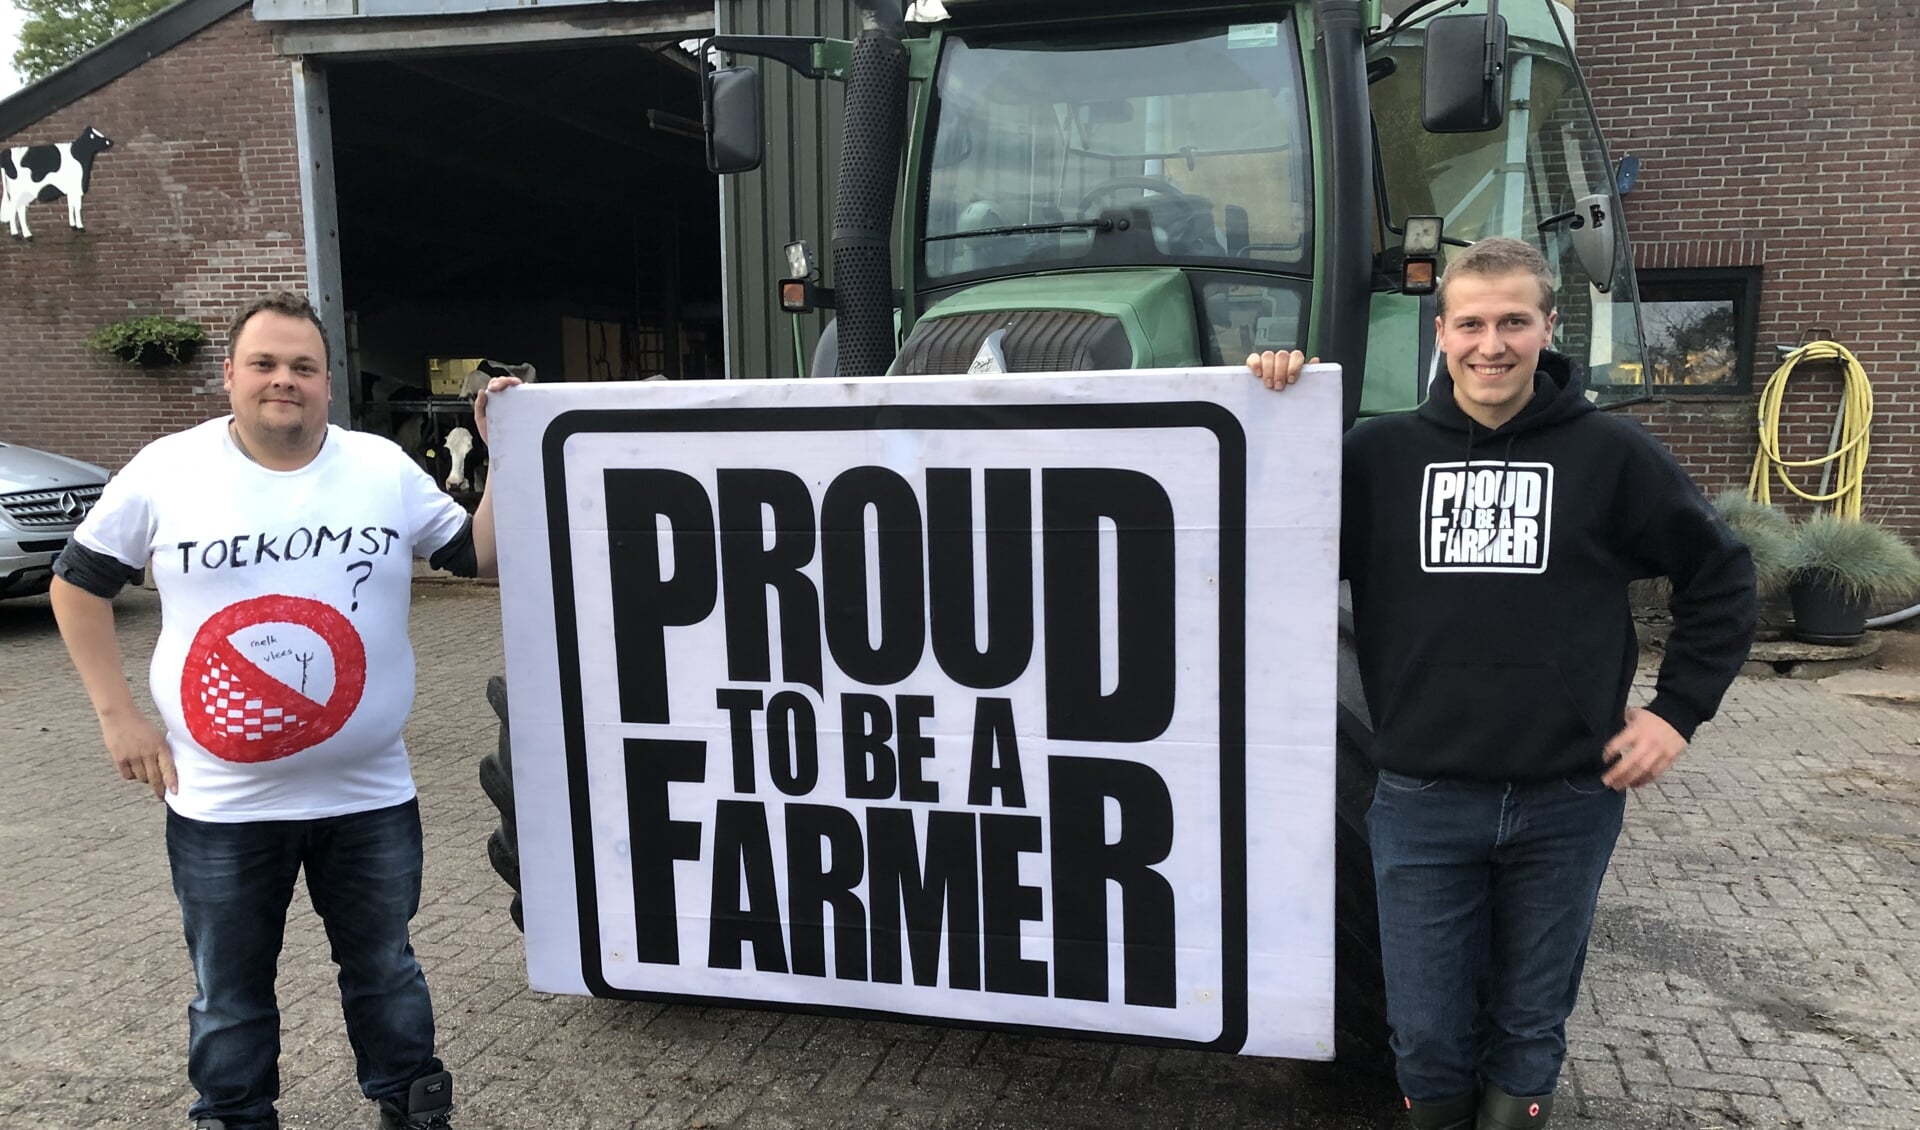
[345,559,373,611]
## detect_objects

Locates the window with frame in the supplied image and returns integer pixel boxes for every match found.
[1633,267,1761,394]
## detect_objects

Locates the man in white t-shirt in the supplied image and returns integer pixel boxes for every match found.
[51,292,517,1130]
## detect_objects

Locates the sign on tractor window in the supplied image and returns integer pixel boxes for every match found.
[490,369,1342,1059]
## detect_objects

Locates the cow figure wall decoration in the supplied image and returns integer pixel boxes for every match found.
[1,127,114,240]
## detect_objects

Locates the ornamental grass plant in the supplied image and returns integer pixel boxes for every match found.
[1788,513,1920,608]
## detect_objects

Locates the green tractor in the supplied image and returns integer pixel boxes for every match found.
[703,0,1644,416]
[481,0,1649,1067]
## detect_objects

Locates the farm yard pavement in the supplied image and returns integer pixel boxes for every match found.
[2,582,1915,1129]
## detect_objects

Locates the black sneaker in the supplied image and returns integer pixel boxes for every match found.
[376,1070,454,1130]
[193,1121,228,1130]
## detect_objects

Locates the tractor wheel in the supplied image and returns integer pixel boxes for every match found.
[1331,598,1392,1076]
[487,827,520,891]
[479,748,515,844]
[482,674,524,932]
[1332,707,1392,1075]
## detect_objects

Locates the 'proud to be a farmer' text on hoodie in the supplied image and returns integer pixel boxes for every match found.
[1341,351,1758,783]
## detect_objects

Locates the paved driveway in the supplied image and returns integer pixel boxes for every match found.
[3,583,1915,1128]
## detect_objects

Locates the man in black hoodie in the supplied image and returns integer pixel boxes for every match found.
[1250,238,1755,1130]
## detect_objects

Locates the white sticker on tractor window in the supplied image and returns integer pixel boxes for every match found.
[1227,23,1281,50]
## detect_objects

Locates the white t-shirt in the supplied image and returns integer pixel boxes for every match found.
[75,419,469,822]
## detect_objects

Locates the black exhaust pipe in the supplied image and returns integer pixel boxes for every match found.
[1314,0,1374,429]
[833,1,910,377]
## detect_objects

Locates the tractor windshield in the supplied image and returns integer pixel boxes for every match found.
[921,18,1312,285]
[1371,0,1647,399]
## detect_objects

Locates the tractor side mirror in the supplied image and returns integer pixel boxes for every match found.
[1421,13,1509,133]
[705,66,764,174]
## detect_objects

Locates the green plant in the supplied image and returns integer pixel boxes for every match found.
[1788,513,1920,606]
[85,314,207,365]
[14,0,176,84]
[1711,492,1795,595]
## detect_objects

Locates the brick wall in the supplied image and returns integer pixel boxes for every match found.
[1579,0,1920,541]
[0,11,305,471]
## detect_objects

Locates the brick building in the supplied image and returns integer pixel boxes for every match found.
[0,0,723,481]
[1,0,1916,543]
[1578,0,1919,541]
[0,3,306,470]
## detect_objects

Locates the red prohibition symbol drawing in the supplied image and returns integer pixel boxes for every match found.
[181,595,367,762]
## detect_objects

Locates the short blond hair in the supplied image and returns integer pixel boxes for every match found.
[1436,237,1555,319]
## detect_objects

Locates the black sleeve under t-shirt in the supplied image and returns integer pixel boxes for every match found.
[429,517,479,578]
[52,541,143,599]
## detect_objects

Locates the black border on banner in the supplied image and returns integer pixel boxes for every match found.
[540,401,1250,1053]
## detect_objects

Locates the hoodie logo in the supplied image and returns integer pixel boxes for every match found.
[1419,461,1553,574]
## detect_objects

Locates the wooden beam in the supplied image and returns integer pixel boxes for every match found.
[270,2,712,58]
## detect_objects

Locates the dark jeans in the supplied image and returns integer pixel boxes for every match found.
[166,799,443,1129]
[1368,769,1625,1101]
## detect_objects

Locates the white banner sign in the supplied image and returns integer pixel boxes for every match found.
[492,367,1341,1058]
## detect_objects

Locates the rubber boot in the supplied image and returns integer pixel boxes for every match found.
[1403,1092,1478,1130]
[1477,1083,1553,1129]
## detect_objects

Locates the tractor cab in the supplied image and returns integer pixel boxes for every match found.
[705,0,1647,418]
[911,15,1315,374]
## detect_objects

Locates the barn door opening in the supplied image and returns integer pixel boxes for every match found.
[319,36,722,501]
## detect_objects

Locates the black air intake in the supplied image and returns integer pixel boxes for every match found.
[832,4,910,377]
[892,310,1132,376]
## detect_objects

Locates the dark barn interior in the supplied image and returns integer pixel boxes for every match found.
[326,39,722,494]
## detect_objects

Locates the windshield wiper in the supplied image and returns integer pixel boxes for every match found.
[923,218,1119,243]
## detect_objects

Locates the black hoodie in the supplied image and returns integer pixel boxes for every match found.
[1341,351,1757,783]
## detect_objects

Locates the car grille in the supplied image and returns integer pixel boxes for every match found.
[0,485,104,528]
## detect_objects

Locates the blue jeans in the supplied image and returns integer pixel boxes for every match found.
[166,799,443,1129]
[1368,770,1625,1101]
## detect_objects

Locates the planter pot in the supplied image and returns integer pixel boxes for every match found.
[1788,571,1867,646]
[113,339,200,367]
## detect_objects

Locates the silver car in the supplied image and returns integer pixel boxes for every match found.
[0,441,111,600]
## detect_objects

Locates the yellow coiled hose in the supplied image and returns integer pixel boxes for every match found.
[1746,341,1873,520]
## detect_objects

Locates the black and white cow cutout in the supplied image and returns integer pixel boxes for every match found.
[1,127,114,240]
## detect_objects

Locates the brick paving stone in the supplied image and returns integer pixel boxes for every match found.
[5,586,1917,1128]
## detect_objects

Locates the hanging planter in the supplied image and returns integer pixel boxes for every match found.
[1785,514,1920,646]
[85,315,208,369]
[109,338,203,367]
